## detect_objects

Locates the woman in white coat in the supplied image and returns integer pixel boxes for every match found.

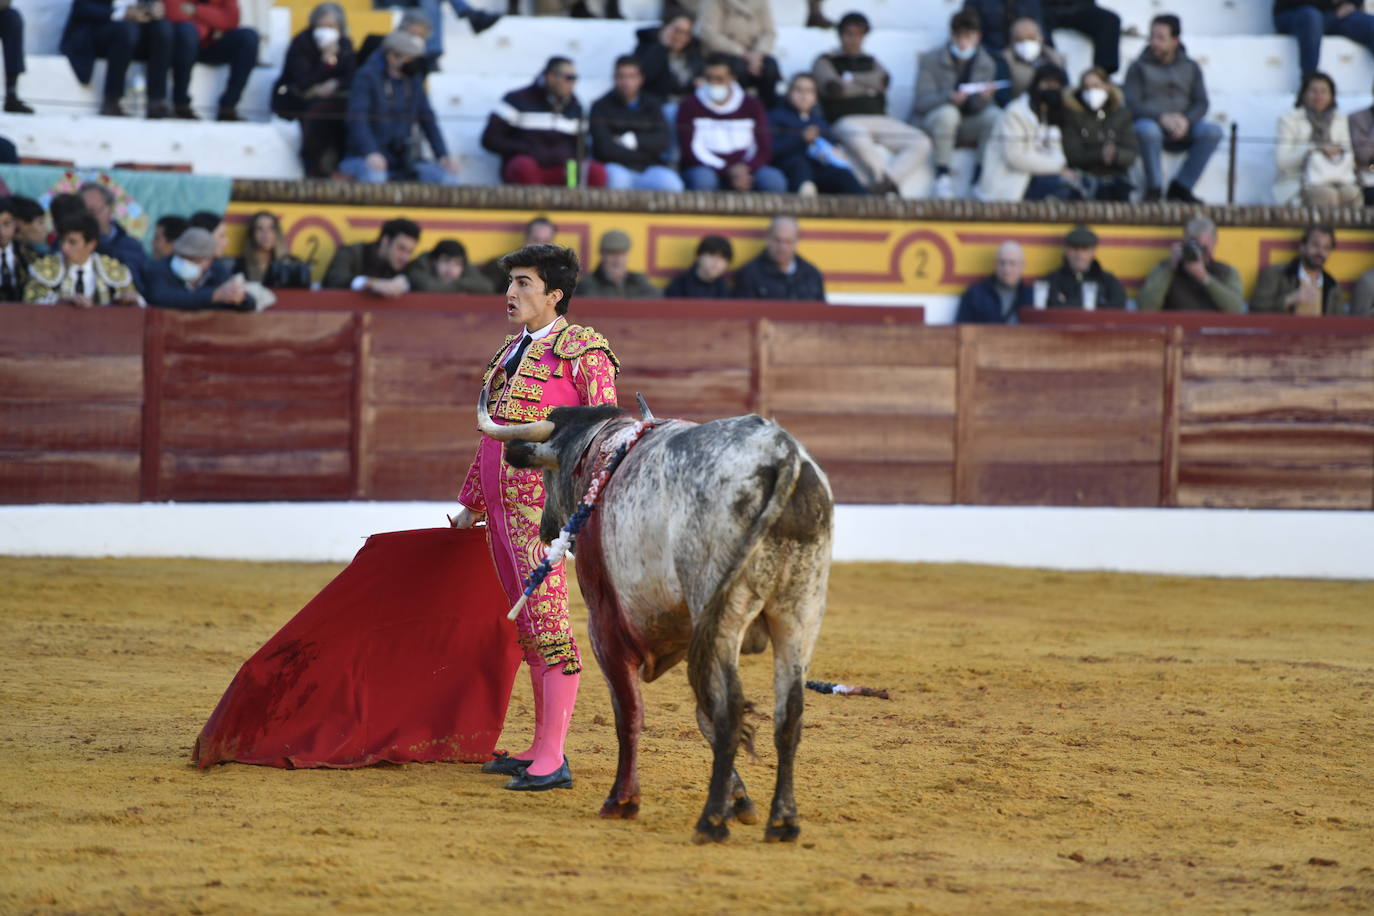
[1273,71,1361,207]
[976,64,1078,202]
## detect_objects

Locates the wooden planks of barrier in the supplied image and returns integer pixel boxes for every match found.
[2,299,1372,509]
[0,308,144,503]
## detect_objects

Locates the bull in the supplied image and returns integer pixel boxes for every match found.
[478,394,832,843]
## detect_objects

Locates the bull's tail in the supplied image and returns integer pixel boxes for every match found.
[686,430,808,758]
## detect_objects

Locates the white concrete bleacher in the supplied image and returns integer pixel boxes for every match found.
[2,0,1372,203]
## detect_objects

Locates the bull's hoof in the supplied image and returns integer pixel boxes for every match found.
[764,818,801,843]
[598,796,640,820]
[693,815,731,844]
[730,796,759,826]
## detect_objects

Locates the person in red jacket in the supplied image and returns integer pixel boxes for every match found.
[164,0,260,121]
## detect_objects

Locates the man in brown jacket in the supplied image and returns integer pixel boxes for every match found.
[812,12,931,196]
[1250,225,1348,316]
[698,0,781,107]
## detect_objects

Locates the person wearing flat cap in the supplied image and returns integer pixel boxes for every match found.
[144,227,258,311]
[339,29,460,185]
[1041,224,1126,311]
[576,229,659,298]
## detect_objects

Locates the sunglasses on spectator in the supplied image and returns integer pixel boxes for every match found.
[554,71,578,81]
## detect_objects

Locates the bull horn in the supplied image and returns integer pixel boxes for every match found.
[635,392,654,421]
[476,382,555,442]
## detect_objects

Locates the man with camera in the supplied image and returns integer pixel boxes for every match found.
[61,0,178,118]
[339,30,460,185]
[1136,214,1243,313]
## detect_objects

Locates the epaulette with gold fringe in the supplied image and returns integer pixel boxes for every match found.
[553,324,620,373]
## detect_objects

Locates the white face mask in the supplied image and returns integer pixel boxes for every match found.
[706,83,730,103]
[1082,87,1109,111]
[1013,39,1042,62]
[949,41,977,61]
[313,26,340,48]
[170,255,203,283]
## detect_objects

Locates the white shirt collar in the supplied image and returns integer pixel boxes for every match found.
[526,316,561,341]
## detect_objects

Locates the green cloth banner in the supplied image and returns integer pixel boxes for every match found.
[0,164,232,255]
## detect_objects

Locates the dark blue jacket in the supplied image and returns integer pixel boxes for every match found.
[956,275,1034,323]
[100,222,149,294]
[61,0,119,85]
[733,253,826,301]
[144,257,255,311]
[767,103,840,168]
[481,79,586,169]
[664,268,731,299]
[345,51,447,168]
[961,0,1046,53]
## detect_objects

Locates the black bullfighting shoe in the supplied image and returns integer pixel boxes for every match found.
[480,751,531,775]
[504,757,572,791]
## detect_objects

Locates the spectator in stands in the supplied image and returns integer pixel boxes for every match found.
[165,0,260,121]
[322,217,420,298]
[79,182,150,292]
[404,239,493,294]
[11,196,47,255]
[578,230,659,298]
[1350,265,1374,315]
[591,57,685,191]
[993,17,1066,105]
[0,134,14,164]
[341,31,460,185]
[698,0,781,108]
[665,233,734,298]
[189,211,232,274]
[633,12,704,116]
[1274,0,1374,81]
[678,54,785,192]
[1042,0,1121,75]
[0,197,32,302]
[1061,66,1137,201]
[482,56,608,188]
[1273,71,1360,207]
[961,0,1044,56]
[0,5,31,113]
[1251,225,1346,315]
[1137,215,1244,313]
[1348,80,1374,205]
[152,215,189,260]
[358,9,437,75]
[912,9,1001,200]
[1042,225,1125,310]
[145,226,258,311]
[233,211,311,289]
[769,73,867,195]
[1124,14,1222,204]
[733,216,825,300]
[813,12,932,198]
[23,214,140,307]
[956,240,1032,322]
[60,0,178,118]
[529,0,621,16]
[479,216,556,290]
[977,64,1077,201]
[272,2,357,178]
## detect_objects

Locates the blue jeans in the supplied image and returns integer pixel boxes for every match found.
[1024,174,1077,201]
[1276,5,1374,77]
[1133,118,1223,191]
[0,8,24,83]
[683,164,787,192]
[604,162,685,191]
[339,156,461,185]
[418,0,475,56]
[194,27,259,109]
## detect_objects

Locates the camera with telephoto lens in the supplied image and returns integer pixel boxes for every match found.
[1181,240,1205,264]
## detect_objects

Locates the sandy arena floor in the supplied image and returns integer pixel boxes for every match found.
[1,556,1371,914]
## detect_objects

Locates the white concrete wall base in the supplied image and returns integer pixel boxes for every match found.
[0,503,1368,580]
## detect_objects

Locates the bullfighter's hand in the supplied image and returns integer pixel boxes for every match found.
[65,294,95,309]
[448,507,482,529]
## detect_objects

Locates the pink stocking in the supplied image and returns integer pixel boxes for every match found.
[526,665,579,776]
[512,661,544,761]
